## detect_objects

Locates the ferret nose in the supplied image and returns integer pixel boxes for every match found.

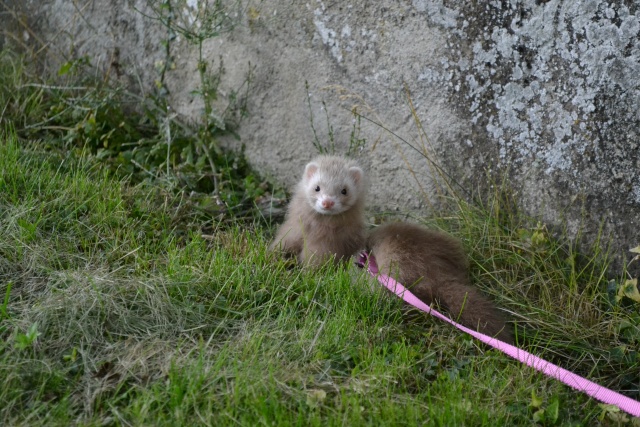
[322,199,335,209]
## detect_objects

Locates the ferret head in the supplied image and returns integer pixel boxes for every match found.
[302,156,364,215]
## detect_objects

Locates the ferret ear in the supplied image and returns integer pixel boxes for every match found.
[304,162,319,180]
[349,166,363,186]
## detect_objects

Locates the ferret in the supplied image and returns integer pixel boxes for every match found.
[270,155,366,267]
[367,222,513,343]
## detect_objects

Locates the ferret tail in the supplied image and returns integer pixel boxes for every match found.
[431,281,513,344]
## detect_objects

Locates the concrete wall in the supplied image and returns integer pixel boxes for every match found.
[3,0,639,272]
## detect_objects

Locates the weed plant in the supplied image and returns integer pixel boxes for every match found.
[0,0,267,225]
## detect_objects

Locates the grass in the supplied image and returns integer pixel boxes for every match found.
[2,134,639,426]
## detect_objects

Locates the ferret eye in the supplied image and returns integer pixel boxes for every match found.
[341,188,347,195]
[315,186,320,192]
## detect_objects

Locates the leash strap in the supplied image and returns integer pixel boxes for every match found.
[356,251,640,417]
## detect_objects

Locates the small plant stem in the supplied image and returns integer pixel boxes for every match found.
[164,112,172,176]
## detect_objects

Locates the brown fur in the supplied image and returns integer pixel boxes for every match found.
[270,156,366,267]
[368,222,513,343]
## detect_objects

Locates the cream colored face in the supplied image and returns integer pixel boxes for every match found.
[303,162,363,215]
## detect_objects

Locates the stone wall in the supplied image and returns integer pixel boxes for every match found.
[3,0,639,272]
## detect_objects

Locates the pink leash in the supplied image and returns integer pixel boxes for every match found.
[356,251,640,417]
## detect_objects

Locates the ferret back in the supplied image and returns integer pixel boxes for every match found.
[368,222,468,285]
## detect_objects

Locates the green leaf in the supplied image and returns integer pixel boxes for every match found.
[546,397,559,424]
[26,322,40,341]
[58,61,73,76]
[530,390,543,409]
[618,279,640,303]
[532,409,545,423]
[598,404,621,421]
[14,322,41,349]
